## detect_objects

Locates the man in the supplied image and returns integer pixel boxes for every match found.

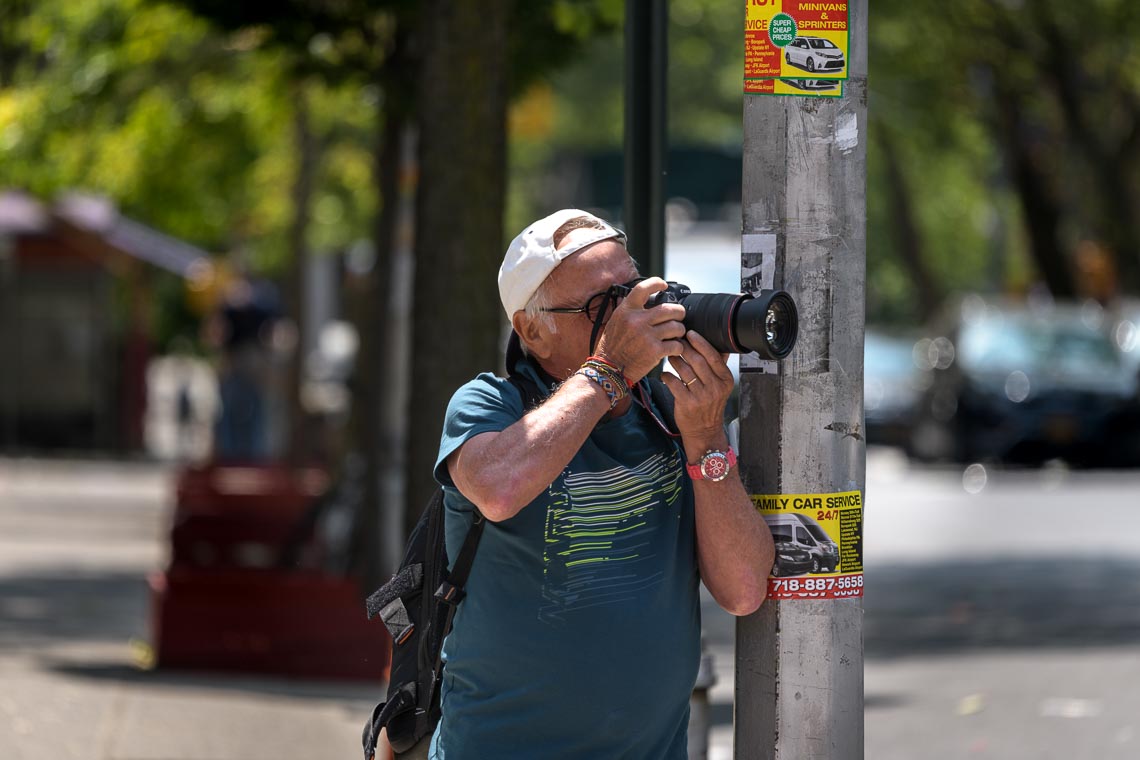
[426,209,774,758]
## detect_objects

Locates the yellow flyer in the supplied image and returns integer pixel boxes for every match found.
[751,491,863,600]
[744,77,843,98]
[745,0,850,83]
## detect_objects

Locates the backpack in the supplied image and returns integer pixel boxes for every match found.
[360,373,540,758]
[360,367,678,759]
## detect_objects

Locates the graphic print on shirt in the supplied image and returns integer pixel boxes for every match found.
[539,451,684,624]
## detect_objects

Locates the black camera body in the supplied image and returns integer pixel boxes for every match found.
[645,282,798,360]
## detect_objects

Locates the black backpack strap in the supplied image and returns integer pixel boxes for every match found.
[365,563,423,620]
[361,684,415,760]
[434,512,484,606]
[421,374,538,727]
[438,371,537,608]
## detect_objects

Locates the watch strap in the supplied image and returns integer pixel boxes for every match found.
[686,448,737,481]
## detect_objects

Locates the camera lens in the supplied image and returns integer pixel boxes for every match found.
[645,281,798,359]
[734,290,798,360]
[679,289,797,359]
[675,293,740,354]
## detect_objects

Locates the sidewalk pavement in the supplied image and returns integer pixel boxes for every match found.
[7,455,1140,759]
[0,458,736,760]
[0,459,380,760]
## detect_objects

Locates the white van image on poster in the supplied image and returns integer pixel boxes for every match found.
[763,512,840,574]
[784,36,845,73]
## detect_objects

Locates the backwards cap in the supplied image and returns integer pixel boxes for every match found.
[498,209,627,320]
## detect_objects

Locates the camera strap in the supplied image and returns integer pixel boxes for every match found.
[588,281,643,354]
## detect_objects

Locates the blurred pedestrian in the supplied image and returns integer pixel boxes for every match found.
[206,276,281,461]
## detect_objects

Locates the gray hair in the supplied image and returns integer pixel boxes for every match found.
[524,280,556,334]
[516,251,641,355]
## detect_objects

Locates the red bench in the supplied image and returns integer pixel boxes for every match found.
[150,462,390,682]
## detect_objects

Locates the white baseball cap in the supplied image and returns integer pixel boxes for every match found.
[498,209,627,320]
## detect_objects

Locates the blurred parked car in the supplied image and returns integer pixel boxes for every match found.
[1112,298,1140,381]
[1106,299,1140,464]
[907,296,1138,466]
[864,328,927,448]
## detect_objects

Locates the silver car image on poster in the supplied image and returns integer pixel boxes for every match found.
[784,36,845,73]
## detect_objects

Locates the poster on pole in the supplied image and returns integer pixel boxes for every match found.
[744,77,843,98]
[744,0,850,86]
[752,490,864,600]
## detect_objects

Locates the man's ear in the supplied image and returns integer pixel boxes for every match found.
[512,312,553,360]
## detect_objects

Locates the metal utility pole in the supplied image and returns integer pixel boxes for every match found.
[623,0,667,277]
[735,2,867,758]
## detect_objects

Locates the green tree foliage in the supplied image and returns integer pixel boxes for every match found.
[0,0,376,268]
[512,0,1140,324]
[870,0,1140,316]
[506,0,745,239]
[162,0,627,567]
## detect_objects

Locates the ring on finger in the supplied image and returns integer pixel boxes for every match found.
[683,377,697,388]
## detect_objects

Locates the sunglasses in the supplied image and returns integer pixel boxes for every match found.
[540,278,645,322]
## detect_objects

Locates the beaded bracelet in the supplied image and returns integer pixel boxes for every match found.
[585,355,632,387]
[575,365,626,409]
[582,360,628,392]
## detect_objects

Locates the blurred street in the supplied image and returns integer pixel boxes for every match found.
[704,448,1140,759]
[4,1,1139,758]
[0,459,375,760]
[861,450,1140,759]
[4,451,1140,759]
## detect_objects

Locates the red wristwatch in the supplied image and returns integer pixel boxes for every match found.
[686,449,737,482]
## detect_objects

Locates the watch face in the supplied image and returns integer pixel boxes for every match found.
[701,452,731,482]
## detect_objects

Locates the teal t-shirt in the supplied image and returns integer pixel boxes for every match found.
[429,363,701,759]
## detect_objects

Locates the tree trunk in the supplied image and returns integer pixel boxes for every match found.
[340,11,419,585]
[0,0,33,88]
[344,26,420,591]
[1037,18,1140,292]
[873,125,942,322]
[405,0,512,535]
[991,75,1076,298]
[284,82,317,464]
[343,106,402,591]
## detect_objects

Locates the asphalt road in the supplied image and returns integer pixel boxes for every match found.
[701,448,1140,759]
[861,451,1140,759]
[3,451,1140,759]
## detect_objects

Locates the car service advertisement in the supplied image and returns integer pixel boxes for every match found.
[745,0,850,82]
[753,490,864,600]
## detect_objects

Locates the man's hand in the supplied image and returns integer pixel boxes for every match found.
[592,278,687,383]
[663,330,768,616]
[660,330,734,440]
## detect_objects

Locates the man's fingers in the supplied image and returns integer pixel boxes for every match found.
[646,303,686,325]
[622,277,669,309]
[654,320,688,342]
[659,371,685,396]
[662,339,687,358]
[685,330,734,381]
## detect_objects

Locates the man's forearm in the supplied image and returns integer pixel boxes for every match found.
[686,429,773,616]
[448,375,617,522]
